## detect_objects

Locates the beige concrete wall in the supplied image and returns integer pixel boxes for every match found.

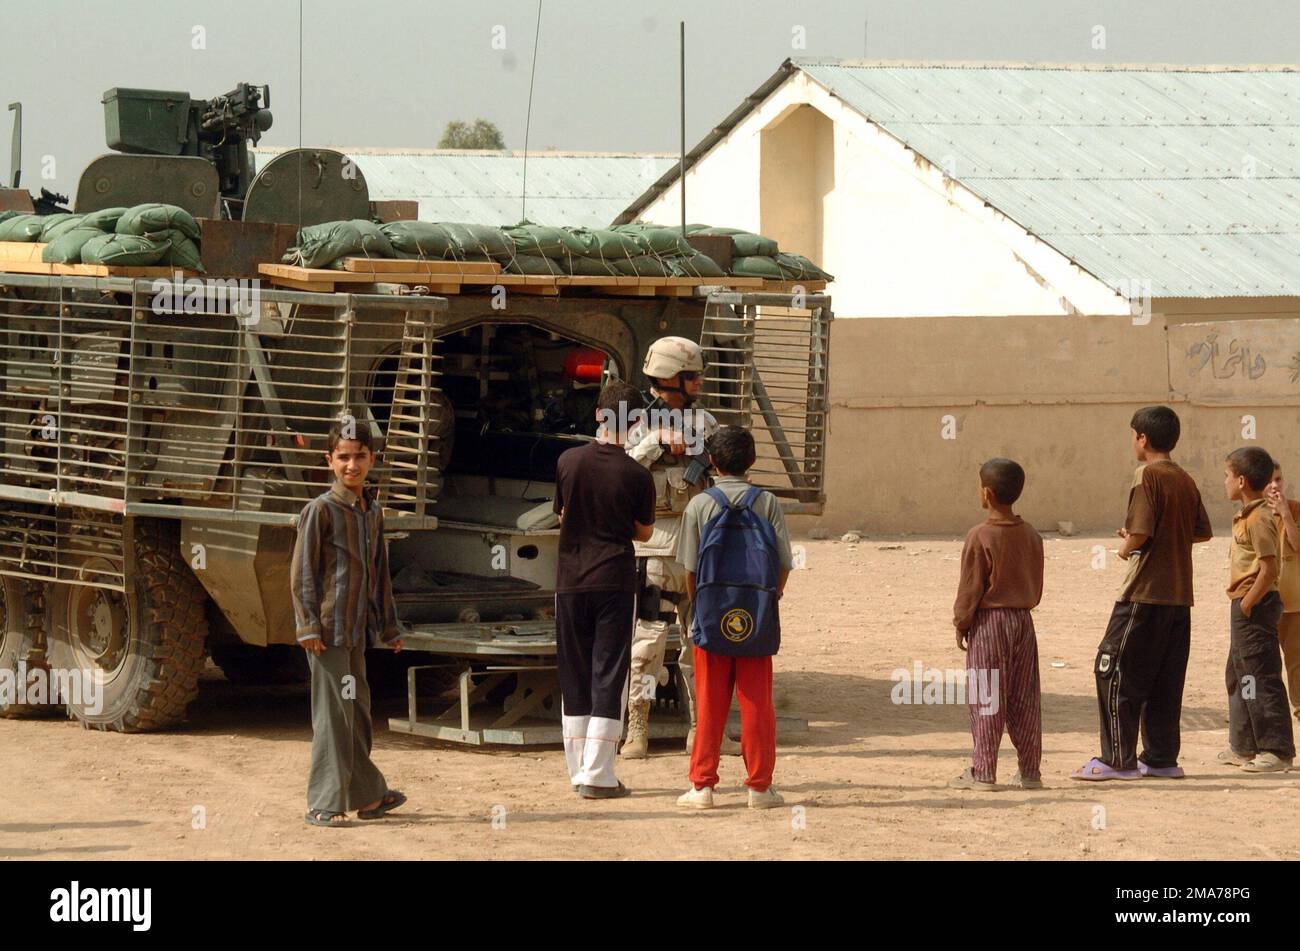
[797,309,1300,535]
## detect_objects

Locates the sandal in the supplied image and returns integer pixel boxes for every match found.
[357,790,407,820]
[305,809,351,827]
[1070,757,1141,781]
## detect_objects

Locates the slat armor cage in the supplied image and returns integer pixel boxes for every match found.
[0,274,447,592]
[697,290,831,515]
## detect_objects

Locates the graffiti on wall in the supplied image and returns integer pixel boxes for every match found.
[1170,320,1300,402]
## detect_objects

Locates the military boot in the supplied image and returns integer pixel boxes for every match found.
[684,726,743,756]
[622,700,651,758]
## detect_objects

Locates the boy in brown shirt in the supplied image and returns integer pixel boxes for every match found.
[1072,406,1212,782]
[949,458,1044,791]
[1266,462,1300,720]
[1220,447,1294,771]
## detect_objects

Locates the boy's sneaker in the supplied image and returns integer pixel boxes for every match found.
[676,786,715,809]
[748,787,785,809]
[1242,753,1293,773]
[1008,773,1043,789]
[948,768,997,791]
[1216,748,1253,767]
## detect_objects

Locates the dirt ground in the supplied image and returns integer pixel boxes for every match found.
[3,532,1298,861]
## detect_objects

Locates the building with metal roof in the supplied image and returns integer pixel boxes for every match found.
[619,58,1300,311]
[614,60,1300,536]
[254,148,677,229]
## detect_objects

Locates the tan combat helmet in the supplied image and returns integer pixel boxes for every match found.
[643,336,704,380]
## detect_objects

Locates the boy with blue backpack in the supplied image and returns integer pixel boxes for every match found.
[675,426,792,809]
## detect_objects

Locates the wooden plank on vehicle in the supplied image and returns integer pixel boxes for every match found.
[341,257,502,276]
[0,259,56,274]
[459,273,528,286]
[50,263,199,278]
[264,275,339,292]
[760,279,827,293]
[0,241,47,263]
[258,262,377,283]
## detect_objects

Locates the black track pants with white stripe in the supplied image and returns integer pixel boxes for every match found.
[1094,601,1191,770]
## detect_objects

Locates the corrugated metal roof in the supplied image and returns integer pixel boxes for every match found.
[252,148,677,228]
[620,59,1300,299]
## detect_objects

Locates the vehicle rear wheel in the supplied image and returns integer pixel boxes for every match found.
[45,518,209,732]
[0,577,58,718]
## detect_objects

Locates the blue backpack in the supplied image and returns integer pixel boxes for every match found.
[691,485,782,657]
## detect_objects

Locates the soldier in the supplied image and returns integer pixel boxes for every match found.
[622,336,741,758]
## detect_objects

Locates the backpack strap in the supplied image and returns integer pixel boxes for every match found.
[705,484,765,511]
[704,486,730,509]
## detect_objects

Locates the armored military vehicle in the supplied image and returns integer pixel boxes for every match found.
[0,84,831,742]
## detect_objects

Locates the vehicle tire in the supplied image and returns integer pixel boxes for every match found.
[45,518,209,732]
[210,643,309,686]
[0,577,58,718]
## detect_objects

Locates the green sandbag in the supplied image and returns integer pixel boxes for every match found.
[0,215,47,241]
[37,214,80,240]
[80,233,168,266]
[730,254,784,278]
[684,223,712,234]
[81,207,128,232]
[611,255,673,278]
[438,223,515,261]
[506,253,566,276]
[567,227,643,259]
[116,203,201,241]
[565,255,619,277]
[158,228,204,271]
[284,219,394,268]
[774,251,833,282]
[612,223,693,257]
[42,227,105,264]
[0,210,18,225]
[40,215,89,242]
[666,252,726,278]
[381,220,457,259]
[694,227,779,257]
[504,220,588,258]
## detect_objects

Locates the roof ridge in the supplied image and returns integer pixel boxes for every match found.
[250,147,678,157]
[791,57,1300,73]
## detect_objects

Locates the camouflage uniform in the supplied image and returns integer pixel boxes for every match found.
[619,335,724,756]
[626,402,717,723]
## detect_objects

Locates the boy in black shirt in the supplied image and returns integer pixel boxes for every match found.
[553,382,656,799]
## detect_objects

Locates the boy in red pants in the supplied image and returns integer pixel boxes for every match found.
[675,426,792,809]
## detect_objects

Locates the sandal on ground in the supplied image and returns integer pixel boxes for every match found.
[1070,757,1141,781]
[1009,773,1044,789]
[1217,748,1253,767]
[305,809,351,827]
[357,790,407,820]
[1242,753,1293,773]
[947,768,997,791]
[1137,761,1185,779]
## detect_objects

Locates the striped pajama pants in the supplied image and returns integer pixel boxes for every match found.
[965,607,1042,784]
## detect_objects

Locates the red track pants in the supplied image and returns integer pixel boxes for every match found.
[688,645,776,792]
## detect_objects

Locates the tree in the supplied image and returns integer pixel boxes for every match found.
[439,119,506,150]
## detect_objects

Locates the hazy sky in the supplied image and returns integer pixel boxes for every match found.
[3,0,1298,196]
